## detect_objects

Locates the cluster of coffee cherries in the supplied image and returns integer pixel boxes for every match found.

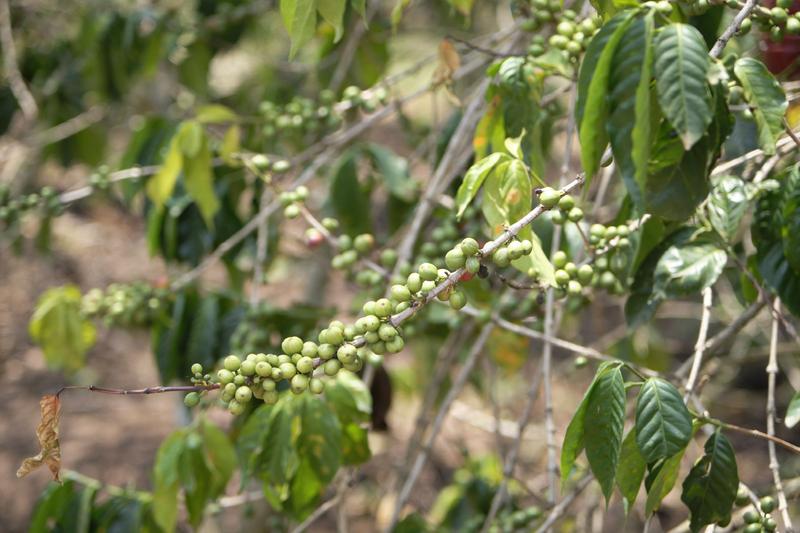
[248,153,292,176]
[518,0,574,32]
[486,238,534,269]
[0,183,63,228]
[81,283,168,327]
[278,184,309,219]
[735,489,778,532]
[727,0,800,41]
[258,86,389,140]
[187,309,404,413]
[552,251,594,297]
[544,11,602,60]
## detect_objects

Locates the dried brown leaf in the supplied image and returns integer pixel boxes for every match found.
[434,40,461,87]
[17,394,61,481]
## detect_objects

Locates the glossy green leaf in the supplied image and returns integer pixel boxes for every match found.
[152,431,186,533]
[195,104,238,124]
[560,373,599,485]
[708,176,748,242]
[455,152,508,219]
[780,164,800,272]
[645,450,684,515]
[329,151,373,235]
[145,138,182,210]
[786,390,800,428]
[734,58,787,155]
[608,14,654,207]
[577,12,634,181]
[281,0,317,58]
[182,135,219,228]
[681,431,739,532]
[654,24,712,150]
[635,378,693,463]
[653,239,727,297]
[617,428,646,513]
[325,370,372,425]
[317,0,346,41]
[29,286,96,373]
[584,363,626,502]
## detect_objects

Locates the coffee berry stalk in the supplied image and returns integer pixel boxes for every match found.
[184,176,585,414]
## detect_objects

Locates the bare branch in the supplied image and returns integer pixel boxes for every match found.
[684,288,713,400]
[0,0,37,120]
[708,0,757,59]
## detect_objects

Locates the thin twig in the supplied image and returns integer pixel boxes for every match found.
[386,324,494,531]
[291,494,342,533]
[533,474,594,533]
[708,0,757,59]
[684,288,713,401]
[56,383,220,398]
[765,298,795,532]
[29,106,106,146]
[0,0,37,120]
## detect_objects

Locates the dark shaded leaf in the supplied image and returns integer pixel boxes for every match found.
[635,378,693,463]
[681,431,738,532]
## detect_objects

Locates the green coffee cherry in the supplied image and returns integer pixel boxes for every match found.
[184,392,200,407]
[551,210,565,225]
[354,233,375,253]
[217,369,234,384]
[228,400,245,415]
[558,194,575,211]
[736,486,750,506]
[338,344,357,364]
[324,359,342,376]
[760,496,775,513]
[279,362,297,379]
[419,262,438,281]
[284,204,300,219]
[460,237,480,256]
[322,217,339,231]
[552,250,568,269]
[763,516,777,531]
[407,272,423,293]
[391,284,412,302]
[240,360,256,376]
[567,280,583,296]
[235,386,253,403]
[538,187,561,208]
[577,264,594,284]
[296,356,314,374]
[554,269,570,285]
[282,336,304,355]
[449,290,467,310]
[191,363,203,375]
[380,248,398,267]
[445,247,466,270]
[493,247,511,267]
[223,355,241,371]
[310,378,325,394]
[465,256,481,274]
[374,298,393,318]
[567,207,584,222]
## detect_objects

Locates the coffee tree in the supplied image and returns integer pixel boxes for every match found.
[4,0,800,531]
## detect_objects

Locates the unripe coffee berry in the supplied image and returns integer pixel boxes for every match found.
[380,248,398,267]
[301,341,318,358]
[217,369,234,384]
[262,380,277,392]
[228,400,245,415]
[191,363,203,374]
[760,496,775,513]
[391,284,412,302]
[282,336,304,355]
[567,280,583,296]
[284,204,300,219]
[419,262,438,281]
[184,392,200,407]
[465,256,481,274]
[374,298,393,318]
[296,356,314,374]
[445,248,466,270]
[555,269,570,285]
[558,194,575,211]
[235,386,253,403]
[240,360,256,376]
[378,323,397,341]
[552,250,568,268]
[279,362,297,379]
[291,374,308,394]
[538,187,561,208]
[224,355,241,371]
[449,290,467,310]
[567,207,583,222]
[354,233,375,253]
[577,264,594,284]
[407,272,422,293]
[337,344,357,364]
[255,362,273,377]
[386,336,405,353]
[493,247,511,267]
[310,378,325,394]
[460,238,480,256]
[324,359,342,376]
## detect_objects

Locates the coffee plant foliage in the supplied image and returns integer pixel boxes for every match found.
[4,0,800,531]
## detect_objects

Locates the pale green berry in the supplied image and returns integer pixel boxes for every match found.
[291,374,309,394]
[374,298,393,318]
[378,323,397,341]
[460,238,480,256]
[282,336,304,355]
[419,262,438,281]
[310,378,325,394]
[223,355,241,371]
[337,344,357,364]
[296,356,314,374]
[445,248,467,270]
[184,392,200,407]
[240,360,256,376]
[318,344,336,360]
[449,290,467,310]
[407,272,422,293]
[391,284,412,302]
[235,386,253,403]
[279,362,297,379]
[324,359,342,376]
[217,369,234,384]
[262,380,277,392]
[191,363,203,375]
[256,361,272,377]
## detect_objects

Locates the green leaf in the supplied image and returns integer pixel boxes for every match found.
[786,390,800,428]
[707,176,748,242]
[607,14,654,208]
[780,165,800,272]
[201,419,236,493]
[645,450,684,515]
[325,370,372,425]
[577,11,634,181]
[317,0,346,41]
[329,151,373,235]
[183,139,219,228]
[617,428,647,513]
[635,378,693,463]
[653,24,712,150]
[195,104,238,124]
[363,144,417,202]
[281,0,318,58]
[152,431,186,533]
[560,371,599,486]
[219,125,241,165]
[29,286,96,373]
[186,296,219,371]
[455,152,508,219]
[734,58,787,155]
[584,363,626,502]
[653,239,727,297]
[681,431,739,532]
[146,138,183,210]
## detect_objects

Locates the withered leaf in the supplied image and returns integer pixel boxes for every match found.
[17,394,61,481]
